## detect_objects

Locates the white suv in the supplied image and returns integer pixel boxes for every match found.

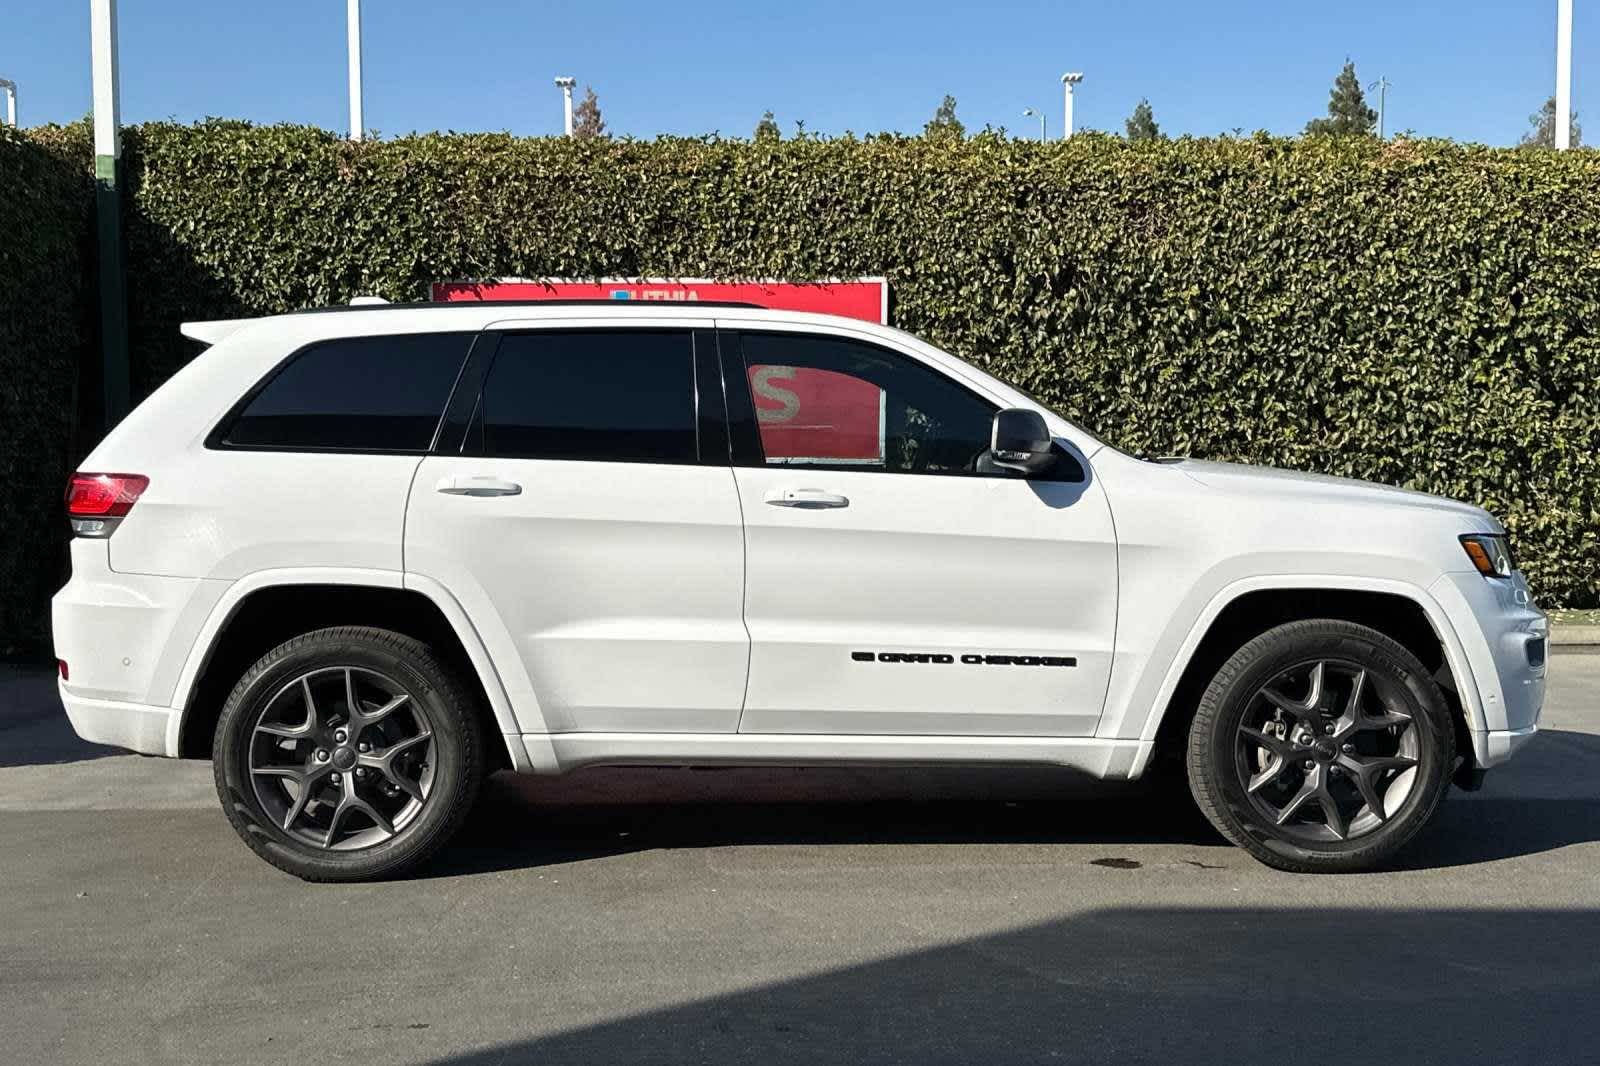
[53,301,1547,880]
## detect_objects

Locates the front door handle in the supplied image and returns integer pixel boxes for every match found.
[764,487,850,509]
[436,475,523,498]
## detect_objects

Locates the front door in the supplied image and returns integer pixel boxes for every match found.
[722,326,1118,737]
[405,325,749,735]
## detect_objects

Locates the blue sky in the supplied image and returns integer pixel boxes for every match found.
[5,1,1590,145]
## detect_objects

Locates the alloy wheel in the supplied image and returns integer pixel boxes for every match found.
[247,666,436,850]
[1235,658,1420,843]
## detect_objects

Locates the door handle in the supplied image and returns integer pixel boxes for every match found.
[435,475,523,498]
[764,487,850,509]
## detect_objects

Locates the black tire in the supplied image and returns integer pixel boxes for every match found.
[213,626,483,882]
[1187,619,1455,873]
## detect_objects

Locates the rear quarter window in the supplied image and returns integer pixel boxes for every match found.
[216,333,473,452]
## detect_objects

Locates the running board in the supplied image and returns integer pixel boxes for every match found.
[518,732,1150,779]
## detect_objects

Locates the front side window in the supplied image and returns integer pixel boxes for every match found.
[737,332,995,475]
[220,333,472,452]
[477,330,697,463]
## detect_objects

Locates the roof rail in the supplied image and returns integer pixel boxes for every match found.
[285,299,765,316]
[181,298,777,344]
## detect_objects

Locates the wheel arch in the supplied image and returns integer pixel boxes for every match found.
[1134,578,1483,780]
[169,571,528,771]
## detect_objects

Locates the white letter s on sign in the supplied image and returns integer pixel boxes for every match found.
[751,365,800,424]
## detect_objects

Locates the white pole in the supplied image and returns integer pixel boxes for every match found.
[1556,0,1574,150]
[91,1,120,158]
[0,79,16,126]
[555,77,576,136]
[347,0,364,141]
[1061,73,1083,140]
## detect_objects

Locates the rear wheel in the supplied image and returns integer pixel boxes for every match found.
[1187,619,1455,873]
[213,626,482,882]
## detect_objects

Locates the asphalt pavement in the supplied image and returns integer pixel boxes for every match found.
[3,656,1597,1065]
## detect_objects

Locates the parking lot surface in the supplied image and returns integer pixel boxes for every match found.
[3,656,1597,1065]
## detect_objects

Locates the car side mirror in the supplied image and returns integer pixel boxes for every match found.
[989,408,1055,476]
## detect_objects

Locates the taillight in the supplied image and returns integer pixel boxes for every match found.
[65,472,148,537]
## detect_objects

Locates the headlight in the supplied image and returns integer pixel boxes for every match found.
[1460,533,1514,578]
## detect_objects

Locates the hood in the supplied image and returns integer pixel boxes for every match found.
[1169,459,1498,528]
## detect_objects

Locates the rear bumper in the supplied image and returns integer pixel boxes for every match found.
[51,538,224,757]
[59,686,174,756]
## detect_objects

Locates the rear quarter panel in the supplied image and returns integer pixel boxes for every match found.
[80,312,465,582]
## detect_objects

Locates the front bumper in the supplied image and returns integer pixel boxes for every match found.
[1431,570,1547,770]
[1480,723,1539,766]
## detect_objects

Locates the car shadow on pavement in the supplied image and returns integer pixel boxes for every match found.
[423,729,1600,878]
[0,668,120,768]
[425,766,1219,876]
[1396,795,1600,870]
[428,906,1600,1065]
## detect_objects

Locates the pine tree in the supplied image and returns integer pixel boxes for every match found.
[1305,60,1376,136]
[572,86,607,140]
[924,95,965,140]
[754,110,781,143]
[1124,98,1163,141]
[1520,96,1582,149]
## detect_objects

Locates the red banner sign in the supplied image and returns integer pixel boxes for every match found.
[430,277,888,324]
[750,365,885,463]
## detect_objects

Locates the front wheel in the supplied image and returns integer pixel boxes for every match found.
[1187,619,1455,873]
[213,626,483,882]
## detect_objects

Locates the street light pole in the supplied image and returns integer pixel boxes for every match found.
[1061,73,1083,140]
[347,0,364,141]
[0,78,16,126]
[1556,0,1573,150]
[1370,76,1391,139]
[1022,107,1046,141]
[555,77,576,136]
[90,0,129,429]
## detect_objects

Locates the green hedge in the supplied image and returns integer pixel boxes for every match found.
[4,122,1598,654]
[0,126,90,655]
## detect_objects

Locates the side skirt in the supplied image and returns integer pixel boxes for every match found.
[518,733,1151,779]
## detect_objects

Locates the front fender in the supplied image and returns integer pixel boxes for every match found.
[1108,574,1487,777]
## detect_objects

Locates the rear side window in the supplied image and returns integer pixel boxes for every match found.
[219,333,472,452]
[476,330,697,463]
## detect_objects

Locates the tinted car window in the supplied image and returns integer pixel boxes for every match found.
[222,333,471,451]
[479,330,697,463]
[738,332,995,475]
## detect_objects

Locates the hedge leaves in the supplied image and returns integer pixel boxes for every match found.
[2,122,1596,652]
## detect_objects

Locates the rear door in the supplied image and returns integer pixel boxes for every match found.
[721,324,1119,737]
[404,323,749,735]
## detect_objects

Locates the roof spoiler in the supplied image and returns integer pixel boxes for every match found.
[181,298,387,345]
[180,318,253,346]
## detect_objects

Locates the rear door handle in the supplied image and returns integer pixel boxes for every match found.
[764,487,850,509]
[436,475,523,498]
